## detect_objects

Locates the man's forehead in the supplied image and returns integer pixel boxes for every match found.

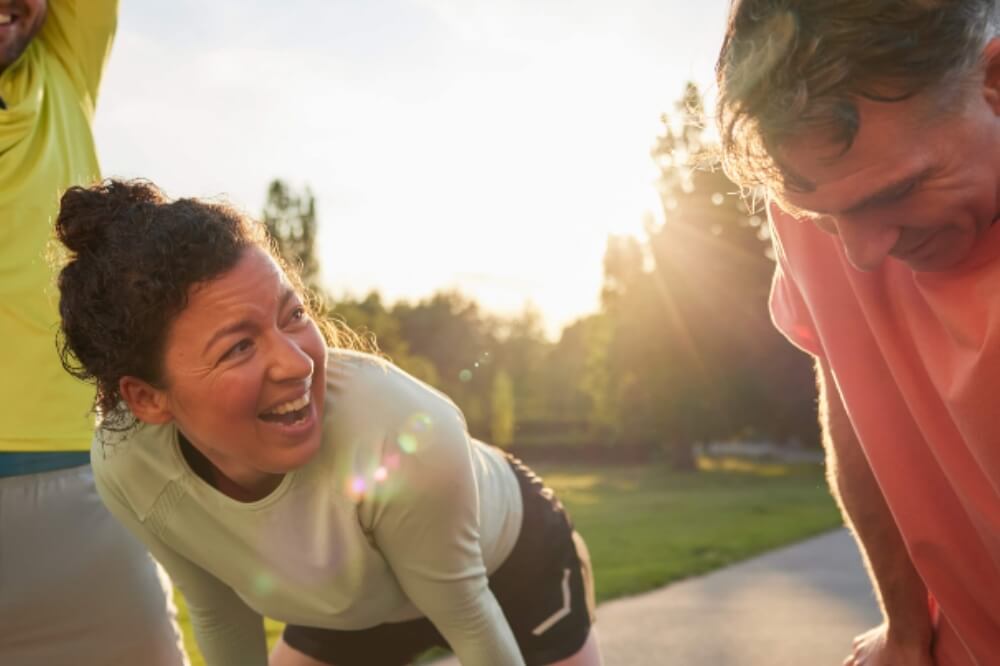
[772,100,933,215]
[774,164,925,218]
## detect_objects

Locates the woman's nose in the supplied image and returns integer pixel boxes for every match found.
[269,334,314,382]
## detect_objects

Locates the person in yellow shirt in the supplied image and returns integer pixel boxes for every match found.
[0,2,188,664]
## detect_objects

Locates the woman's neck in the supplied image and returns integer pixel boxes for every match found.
[177,432,282,502]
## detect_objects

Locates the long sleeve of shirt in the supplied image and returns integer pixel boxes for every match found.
[366,404,524,666]
[95,468,268,666]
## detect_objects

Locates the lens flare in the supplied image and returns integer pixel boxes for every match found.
[398,433,418,453]
[385,452,401,470]
[253,572,274,596]
[397,412,434,454]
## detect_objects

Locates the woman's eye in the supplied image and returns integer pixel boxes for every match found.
[289,306,308,323]
[222,339,253,361]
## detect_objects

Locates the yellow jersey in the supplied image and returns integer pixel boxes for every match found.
[0,0,118,451]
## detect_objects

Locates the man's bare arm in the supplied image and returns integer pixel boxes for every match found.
[816,358,934,663]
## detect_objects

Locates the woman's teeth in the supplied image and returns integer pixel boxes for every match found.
[259,393,313,424]
[266,393,310,416]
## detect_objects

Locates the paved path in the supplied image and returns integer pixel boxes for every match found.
[434,528,882,665]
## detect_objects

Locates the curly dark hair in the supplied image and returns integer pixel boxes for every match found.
[715,0,1000,192]
[55,179,357,430]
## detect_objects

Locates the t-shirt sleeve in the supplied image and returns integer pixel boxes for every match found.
[368,403,524,666]
[92,456,268,666]
[768,203,825,358]
[38,0,119,109]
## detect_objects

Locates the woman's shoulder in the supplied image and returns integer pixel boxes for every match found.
[325,348,463,425]
[321,349,470,476]
[90,422,186,520]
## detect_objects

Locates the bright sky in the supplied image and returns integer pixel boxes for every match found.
[94,0,731,339]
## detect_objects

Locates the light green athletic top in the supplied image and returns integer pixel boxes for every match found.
[92,350,525,665]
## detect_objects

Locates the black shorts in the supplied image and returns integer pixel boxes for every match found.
[282,453,595,666]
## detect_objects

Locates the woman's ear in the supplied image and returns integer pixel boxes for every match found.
[119,376,173,425]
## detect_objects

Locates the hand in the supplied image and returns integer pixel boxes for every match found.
[844,624,934,666]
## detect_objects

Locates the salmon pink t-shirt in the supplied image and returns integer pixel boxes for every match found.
[768,204,1000,666]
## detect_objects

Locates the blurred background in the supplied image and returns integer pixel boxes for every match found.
[94,2,843,662]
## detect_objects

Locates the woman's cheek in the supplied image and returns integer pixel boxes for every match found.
[214,367,264,419]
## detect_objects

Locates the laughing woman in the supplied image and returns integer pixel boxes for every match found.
[55,180,602,666]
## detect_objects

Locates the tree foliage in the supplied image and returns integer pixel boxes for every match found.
[263,180,320,289]
[597,82,817,466]
[490,370,516,449]
[261,84,819,467]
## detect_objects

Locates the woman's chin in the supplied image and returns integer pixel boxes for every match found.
[258,401,323,471]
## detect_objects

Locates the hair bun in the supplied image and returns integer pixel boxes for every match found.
[56,179,165,255]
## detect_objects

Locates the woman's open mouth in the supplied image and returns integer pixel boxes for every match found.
[259,392,312,426]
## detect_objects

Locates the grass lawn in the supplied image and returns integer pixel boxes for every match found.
[174,458,842,664]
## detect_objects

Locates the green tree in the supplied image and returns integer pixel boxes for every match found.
[492,307,551,427]
[490,370,516,448]
[597,82,818,467]
[328,291,442,387]
[524,313,617,449]
[262,179,320,289]
[392,291,497,437]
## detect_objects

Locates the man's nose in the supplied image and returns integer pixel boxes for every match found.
[817,215,900,272]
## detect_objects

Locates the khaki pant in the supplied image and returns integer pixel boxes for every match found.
[0,464,189,666]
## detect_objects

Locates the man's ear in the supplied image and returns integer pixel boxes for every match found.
[119,376,173,425]
[982,37,1000,115]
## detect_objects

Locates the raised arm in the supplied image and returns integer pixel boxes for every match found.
[40,0,119,106]
[816,358,935,666]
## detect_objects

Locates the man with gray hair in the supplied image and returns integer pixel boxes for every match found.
[715,1,999,665]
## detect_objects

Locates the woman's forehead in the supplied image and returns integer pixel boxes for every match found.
[181,250,294,322]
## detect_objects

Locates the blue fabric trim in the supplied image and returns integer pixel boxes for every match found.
[0,451,91,477]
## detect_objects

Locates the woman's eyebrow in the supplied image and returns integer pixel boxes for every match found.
[203,319,257,355]
[202,286,299,354]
